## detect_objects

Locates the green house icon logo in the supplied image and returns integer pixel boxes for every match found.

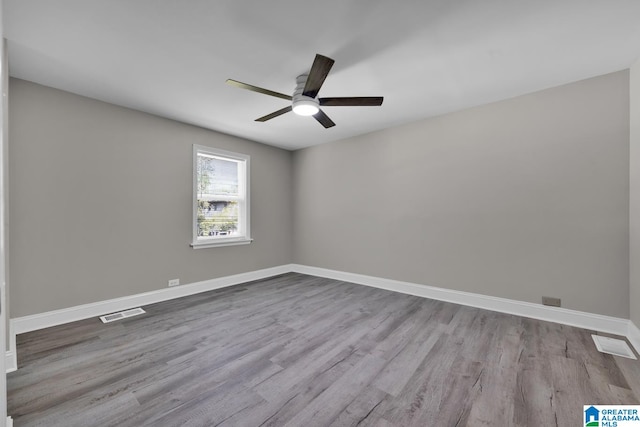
[585,406,599,426]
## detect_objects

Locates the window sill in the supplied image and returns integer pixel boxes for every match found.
[190,238,253,249]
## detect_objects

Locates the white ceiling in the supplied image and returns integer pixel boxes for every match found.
[5,1,640,150]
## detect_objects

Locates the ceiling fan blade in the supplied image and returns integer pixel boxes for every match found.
[255,106,292,122]
[313,109,336,128]
[319,97,384,107]
[302,54,335,99]
[226,79,292,101]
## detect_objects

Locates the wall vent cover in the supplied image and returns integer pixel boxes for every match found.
[100,307,146,324]
[591,335,637,359]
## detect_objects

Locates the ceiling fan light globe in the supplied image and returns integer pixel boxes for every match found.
[292,99,319,116]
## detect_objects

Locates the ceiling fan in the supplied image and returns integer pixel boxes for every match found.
[226,54,383,128]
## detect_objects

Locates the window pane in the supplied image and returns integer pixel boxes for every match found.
[197,200,239,237]
[196,154,239,196]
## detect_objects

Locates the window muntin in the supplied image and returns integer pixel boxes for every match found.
[192,145,250,248]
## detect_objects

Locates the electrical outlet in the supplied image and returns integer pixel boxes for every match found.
[542,296,561,307]
[168,279,180,287]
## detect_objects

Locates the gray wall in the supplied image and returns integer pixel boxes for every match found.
[631,61,640,327]
[9,78,292,317]
[293,71,630,318]
[9,70,634,320]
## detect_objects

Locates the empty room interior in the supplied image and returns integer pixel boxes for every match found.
[1,1,640,426]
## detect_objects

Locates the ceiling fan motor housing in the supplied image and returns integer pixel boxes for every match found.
[292,74,319,116]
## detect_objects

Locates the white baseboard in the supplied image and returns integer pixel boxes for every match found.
[7,263,640,373]
[5,321,15,373]
[7,264,293,370]
[290,264,639,353]
[5,351,15,374]
[11,264,292,335]
[6,417,12,427]
[629,321,640,357]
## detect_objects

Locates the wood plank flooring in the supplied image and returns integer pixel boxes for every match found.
[7,273,640,426]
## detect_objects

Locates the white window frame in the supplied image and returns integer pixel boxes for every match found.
[191,145,251,249]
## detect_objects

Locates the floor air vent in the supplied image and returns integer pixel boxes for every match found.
[100,307,146,324]
[591,335,637,359]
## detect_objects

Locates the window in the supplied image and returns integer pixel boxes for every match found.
[192,145,250,248]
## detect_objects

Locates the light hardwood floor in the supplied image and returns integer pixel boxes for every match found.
[7,273,640,426]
